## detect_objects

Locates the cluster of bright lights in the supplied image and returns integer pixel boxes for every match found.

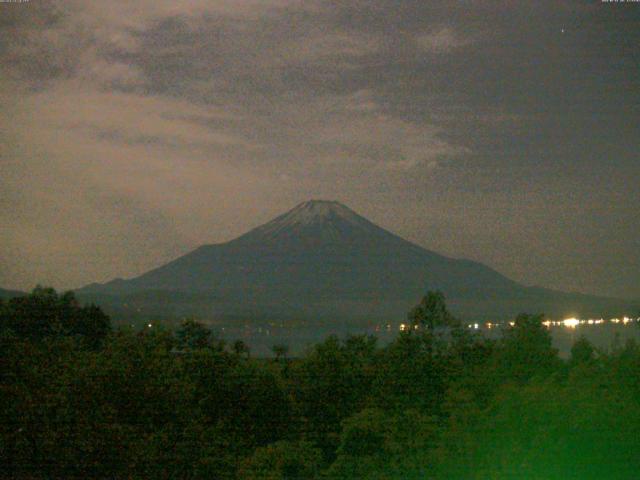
[546,317,636,329]
[384,316,639,332]
[463,316,640,330]
[611,317,634,325]
[399,323,420,331]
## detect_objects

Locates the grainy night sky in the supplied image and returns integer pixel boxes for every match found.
[1,1,638,299]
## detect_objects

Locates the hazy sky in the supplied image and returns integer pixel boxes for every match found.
[1,1,639,299]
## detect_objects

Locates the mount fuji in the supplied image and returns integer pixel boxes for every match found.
[78,200,634,323]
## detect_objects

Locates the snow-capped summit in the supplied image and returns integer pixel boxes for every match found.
[280,200,359,225]
[234,199,388,244]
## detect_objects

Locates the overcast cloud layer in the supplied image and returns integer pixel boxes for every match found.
[1,0,639,299]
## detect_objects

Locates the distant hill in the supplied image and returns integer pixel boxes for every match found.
[78,200,637,323]
[0,288,26,300]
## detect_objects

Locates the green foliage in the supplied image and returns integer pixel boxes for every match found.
[290,335,378,457]
[372,331,447,412]
[239,440,322,480]
[218,361,293,448]
[2,290,639,479]
[492,313,561,384]
[439,372,640,479]
[327,408,437,479]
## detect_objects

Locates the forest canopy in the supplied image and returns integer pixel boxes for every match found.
[2,288,640,479]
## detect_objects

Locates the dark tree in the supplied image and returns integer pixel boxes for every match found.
[239,441,322,480]
[0,286,110,346]
[272,343,289,361]
[570,335,595,366]
[232,339,250,357]
[408,291,456,330]
[175,318,213,350]
[494,313,561,384]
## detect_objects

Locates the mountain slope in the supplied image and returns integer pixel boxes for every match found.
[78,200,635,322]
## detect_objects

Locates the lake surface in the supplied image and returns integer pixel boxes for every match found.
[218,317,640,357]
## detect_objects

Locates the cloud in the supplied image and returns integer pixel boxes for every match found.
[2,0,637,298]
[277,31,382,67]
[1,1,473,292]
[44,84,249,149]
[415,26,474,53]
[0,0,314,88]
[77,58,147,89]
[0,79,276,288]
[308,103,469,172]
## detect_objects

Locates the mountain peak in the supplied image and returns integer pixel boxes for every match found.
[288,200,356,223]
[233,199,388,244]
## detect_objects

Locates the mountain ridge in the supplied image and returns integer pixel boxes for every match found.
[0,288,26,300]
[78,200,637,322]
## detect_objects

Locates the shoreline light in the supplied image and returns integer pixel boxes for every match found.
[458,316,637,331]
[562,318,580,328]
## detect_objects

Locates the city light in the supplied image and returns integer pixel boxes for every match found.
[388,316,639,332]
[455,316,639,332]
[562,318,580,329]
